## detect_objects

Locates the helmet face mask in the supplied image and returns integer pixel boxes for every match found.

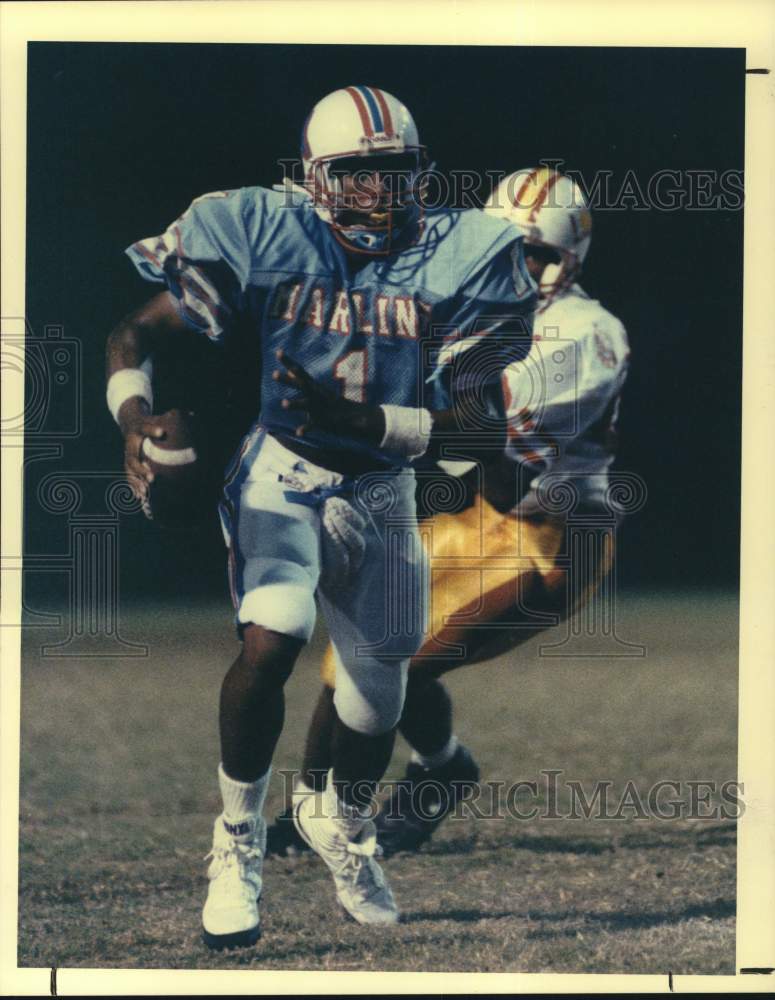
[302,87,427,255]
[523,241,579,306]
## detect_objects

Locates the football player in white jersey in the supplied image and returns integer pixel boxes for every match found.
[267,166,630,856]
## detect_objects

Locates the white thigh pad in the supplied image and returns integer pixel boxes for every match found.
[320,496,367,587]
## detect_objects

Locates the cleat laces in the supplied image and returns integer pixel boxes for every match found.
[331,826,386,902]
[205,841,263,898]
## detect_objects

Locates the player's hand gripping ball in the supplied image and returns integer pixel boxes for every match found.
[139,409,201,524]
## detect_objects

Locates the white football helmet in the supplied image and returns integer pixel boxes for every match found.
[302,86,427,255]
[486,167,592,308]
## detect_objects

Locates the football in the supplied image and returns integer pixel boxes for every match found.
[141,408,203,525]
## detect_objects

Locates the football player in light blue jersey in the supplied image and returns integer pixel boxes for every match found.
[105,85,535,947]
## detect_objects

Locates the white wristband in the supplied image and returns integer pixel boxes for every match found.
[106,365,153,424]
[379,405,433,460]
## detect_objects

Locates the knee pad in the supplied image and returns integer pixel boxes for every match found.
[333,656,409,735]
[238,582,316,642]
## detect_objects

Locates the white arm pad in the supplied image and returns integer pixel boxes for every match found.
[379,404,433,460]
[106,365,153,424]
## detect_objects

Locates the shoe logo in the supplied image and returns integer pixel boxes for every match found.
[223,819,252,837]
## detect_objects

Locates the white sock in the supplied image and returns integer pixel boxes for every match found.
[218,763,271,828]
[411,735,459,771]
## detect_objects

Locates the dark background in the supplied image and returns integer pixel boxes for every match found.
[23,43,744,602]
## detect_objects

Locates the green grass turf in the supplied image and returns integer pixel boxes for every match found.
[17,590,738,972]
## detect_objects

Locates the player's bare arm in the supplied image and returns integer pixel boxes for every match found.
[105,290,192,499]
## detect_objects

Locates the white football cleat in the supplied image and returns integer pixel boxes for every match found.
[293,794,399,925]
[202,814,265,950]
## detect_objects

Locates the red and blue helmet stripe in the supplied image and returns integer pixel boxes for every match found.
[301,86,402,161]
[344,85,395,137]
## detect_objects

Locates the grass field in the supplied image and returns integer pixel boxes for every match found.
[17,590,738,974]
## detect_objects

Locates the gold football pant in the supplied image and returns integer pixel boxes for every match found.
[320,492,614,686]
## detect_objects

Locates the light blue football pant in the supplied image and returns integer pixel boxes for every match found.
[220,430,427,735]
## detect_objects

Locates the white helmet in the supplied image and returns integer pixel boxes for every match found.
[301,86,426,255]
[486,167,592,307]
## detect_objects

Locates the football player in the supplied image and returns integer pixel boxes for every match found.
[267,166,630,857]
[105,87,535,947]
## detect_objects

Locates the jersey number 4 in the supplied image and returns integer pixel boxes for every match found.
[334,350,367,402]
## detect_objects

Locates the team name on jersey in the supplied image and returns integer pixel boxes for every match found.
[270,281,431,341]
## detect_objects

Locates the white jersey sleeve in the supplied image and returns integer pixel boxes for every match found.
[501,286,629,511]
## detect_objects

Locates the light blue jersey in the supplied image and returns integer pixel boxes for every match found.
[126,184,535,464]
